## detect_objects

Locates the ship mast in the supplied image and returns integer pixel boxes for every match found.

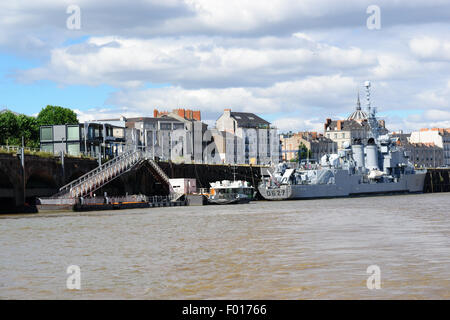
[364,81,380,140]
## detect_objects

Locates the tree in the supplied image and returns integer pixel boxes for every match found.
[0,111,19,145]
[17,114,40,148]
[0,111,41,147]
[290,142,312,162]
[37,105,78,126]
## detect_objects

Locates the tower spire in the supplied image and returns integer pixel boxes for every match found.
[356,91,361,110]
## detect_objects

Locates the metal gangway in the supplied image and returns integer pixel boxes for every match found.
[148,158,170,185]
[57,150,170,199]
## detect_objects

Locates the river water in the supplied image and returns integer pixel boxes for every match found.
[0,193,449,299]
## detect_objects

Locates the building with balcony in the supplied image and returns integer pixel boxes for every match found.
[39,122,126,158]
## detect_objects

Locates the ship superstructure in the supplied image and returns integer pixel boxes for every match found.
[258,82,427,200]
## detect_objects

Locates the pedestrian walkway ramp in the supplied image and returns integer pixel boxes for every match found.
[56,150,171,199]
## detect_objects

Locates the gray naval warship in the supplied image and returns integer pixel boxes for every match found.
[258,82,427,200]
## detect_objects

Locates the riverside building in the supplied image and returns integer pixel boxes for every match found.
[409,128,450,167]
[281,132,337,162]
[215,109,280,165]
[120,108,208,163]
[39,122,126,158]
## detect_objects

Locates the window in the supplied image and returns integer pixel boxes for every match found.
[41,143,54,153]
[160,123,171,130]
[67,126,80,141]
[41,127,53,141]
[88,127,95,139]
[67,143,80,156]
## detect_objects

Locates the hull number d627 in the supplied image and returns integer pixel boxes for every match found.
[266,189,285,197]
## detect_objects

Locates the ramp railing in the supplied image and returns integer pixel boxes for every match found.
[54,150,173,199]
[58,150,144,198]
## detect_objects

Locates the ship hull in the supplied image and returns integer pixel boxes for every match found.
[259,171,427,200]
[207,197,252,205]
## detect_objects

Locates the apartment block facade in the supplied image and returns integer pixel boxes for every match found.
[124,109,208,162]
[215,109,280,165]
[281,132,337,162]
[409,128,450,167]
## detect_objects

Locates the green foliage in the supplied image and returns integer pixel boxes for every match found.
[37,105,78,126]
[0,111,20,146]
[291,142,312,162]
[17,114,40,148]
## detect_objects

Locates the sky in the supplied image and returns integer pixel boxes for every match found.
[1,0,450,133]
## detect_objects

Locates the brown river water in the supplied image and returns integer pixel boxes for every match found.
[0,193,449,299]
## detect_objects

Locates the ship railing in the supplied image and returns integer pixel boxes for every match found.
[149,195,171,203]
[108,194,148,203]
[36,197,78,205]
[213,193,236,200]
[81,197,106,205]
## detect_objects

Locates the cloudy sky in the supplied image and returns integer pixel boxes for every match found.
[1,0,450,132]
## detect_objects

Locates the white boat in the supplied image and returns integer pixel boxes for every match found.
[201,180,255,204]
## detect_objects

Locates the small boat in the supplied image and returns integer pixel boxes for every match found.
[201,180,255,205]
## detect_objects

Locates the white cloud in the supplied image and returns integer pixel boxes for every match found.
[106,74,356,116]
[74,107,143,122]
[272,117,324,133]
[409,37,450,60]
[388,109,450,132]
[15,35,375,88]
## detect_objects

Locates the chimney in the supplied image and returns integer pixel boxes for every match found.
[224,108,231,117]
[193,110,201,121]
[324,118,332,131]
[153,109,158,118]
[337,120,343,131]
[175,108,185,119]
